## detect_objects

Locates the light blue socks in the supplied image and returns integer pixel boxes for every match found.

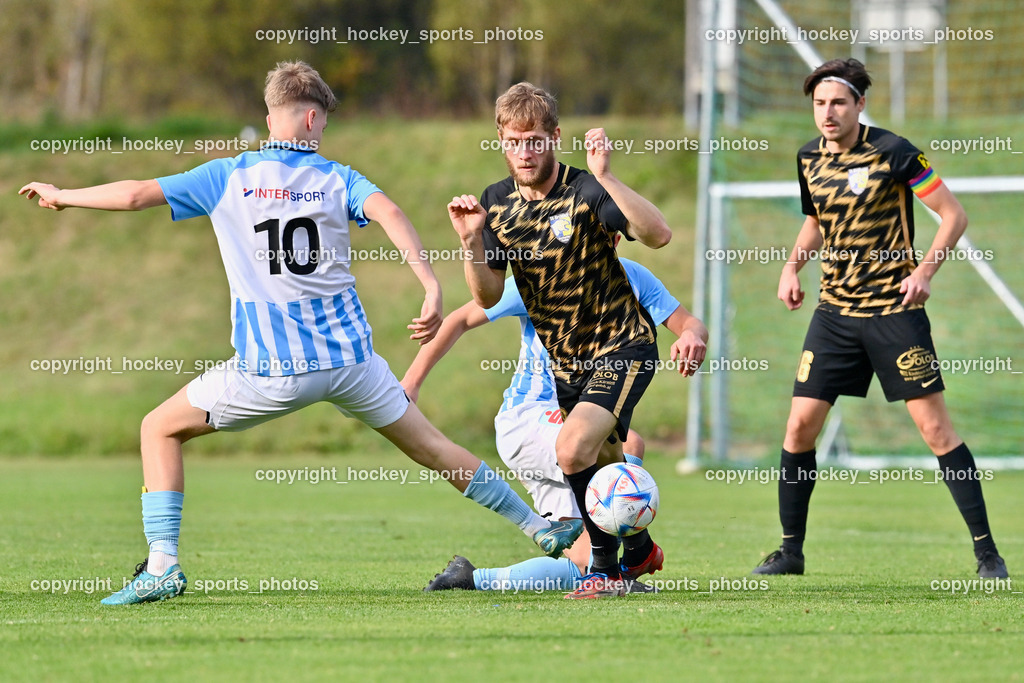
[142,490,183,575]
[473,556,583,592]
[463,462,548,537]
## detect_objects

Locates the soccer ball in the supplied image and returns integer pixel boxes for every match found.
[585,463,659,537]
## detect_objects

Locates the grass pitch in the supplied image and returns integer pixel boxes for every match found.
[2,454,1021,681]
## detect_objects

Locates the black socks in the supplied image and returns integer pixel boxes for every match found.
[621,530,654,568]
[779,448,817,557]
[565,465,621,576]
[938,443,997,558]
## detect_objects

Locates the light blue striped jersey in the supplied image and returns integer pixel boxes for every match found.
[484,258,680,413]
[157,143,382,376]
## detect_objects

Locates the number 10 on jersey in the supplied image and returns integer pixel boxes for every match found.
[254,218,321,275]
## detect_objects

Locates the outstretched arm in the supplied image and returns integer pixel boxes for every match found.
[400,301,491,402]
[585,128,671,249]
[663,305,709,376]
[363,192,442,344]
[19,180,166,211]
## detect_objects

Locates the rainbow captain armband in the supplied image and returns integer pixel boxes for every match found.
[909,166,942,198]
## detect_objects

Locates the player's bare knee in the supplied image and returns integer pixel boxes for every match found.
[141,404,210,446]
[555,440,591,474]
[140,408,172,443]
[917,420,959,454]
[785,414,821,451]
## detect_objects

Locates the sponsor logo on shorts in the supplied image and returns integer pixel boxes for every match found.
[542,409,564,425]
[584,369,620,396]
[896,345,939,383]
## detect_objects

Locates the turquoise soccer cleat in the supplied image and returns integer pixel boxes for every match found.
[101,559,187,605]
[532,518,584,558]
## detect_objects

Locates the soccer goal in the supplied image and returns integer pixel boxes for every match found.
[683,0,1024,470]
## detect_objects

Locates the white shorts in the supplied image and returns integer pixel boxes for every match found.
[494,401,579,520]
[186,353,409,432]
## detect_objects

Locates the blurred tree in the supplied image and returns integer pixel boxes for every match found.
[0,0,63,119]
[429,0,685,116]
[301,0,436,116]
[102,0,306,118]
[57,0,104,119]
[0,0,685,122]
[429,0,535,113]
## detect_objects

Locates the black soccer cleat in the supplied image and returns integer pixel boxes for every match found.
[752,547,805,575]
[976,550,1009,579]
[424,555,477,591]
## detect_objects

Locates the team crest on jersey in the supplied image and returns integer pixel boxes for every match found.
[549,213,573,243]
[847,167,869,195]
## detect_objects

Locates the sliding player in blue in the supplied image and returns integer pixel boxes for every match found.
[404,257,707,594]
[20,61,581,605]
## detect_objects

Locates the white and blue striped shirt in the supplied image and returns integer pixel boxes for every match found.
[484,258,681,414]
[157,143,381,376]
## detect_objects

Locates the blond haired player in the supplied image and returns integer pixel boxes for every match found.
[20,62,582,604]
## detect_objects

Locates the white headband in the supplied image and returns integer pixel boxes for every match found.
[819,76,862,100]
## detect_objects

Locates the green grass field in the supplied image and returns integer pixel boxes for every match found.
[2,455,1021,681]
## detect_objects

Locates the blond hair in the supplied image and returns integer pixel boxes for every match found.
[495,82,558,134]
[264,61,337,113]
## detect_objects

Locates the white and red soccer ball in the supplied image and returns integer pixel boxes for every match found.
[585,463,659,536]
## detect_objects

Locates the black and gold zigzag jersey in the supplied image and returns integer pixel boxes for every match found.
[798,125,943,317]
[480,163,656,384]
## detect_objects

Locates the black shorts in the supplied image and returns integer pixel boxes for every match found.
[555,342,659,442]
[793,307,945,404]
